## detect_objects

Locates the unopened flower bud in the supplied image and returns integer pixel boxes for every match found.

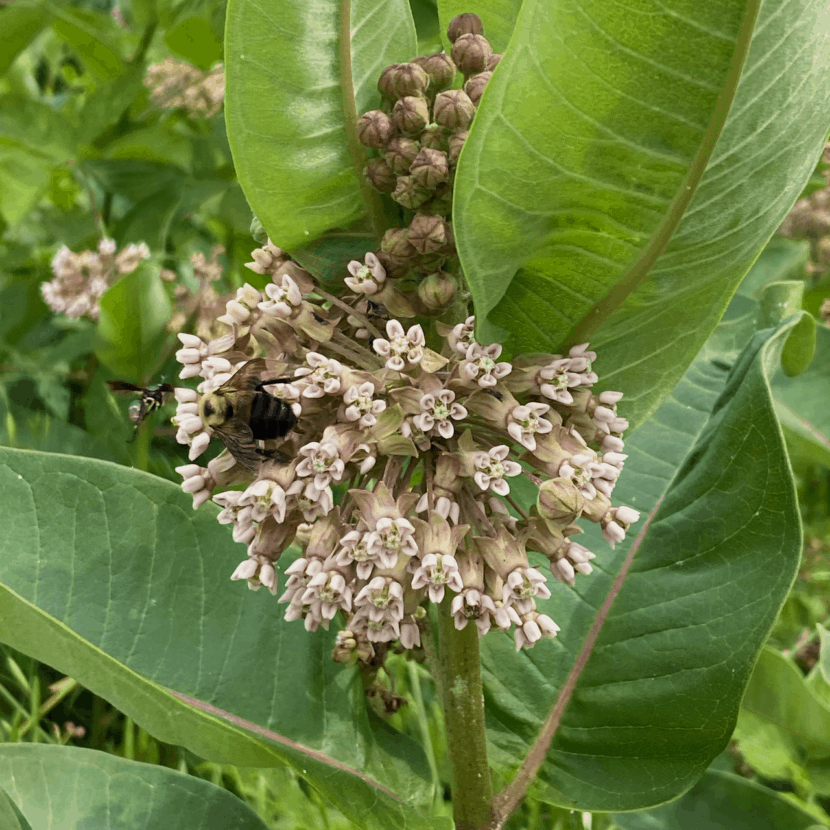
[392,176,431,209]
[378,64,400,99]
[357,110,395,148]
[375,250,412,279]
[451,34,493,75]
[448,130,468,164]
[381,228,417,260]
[416,52,457,91]
[392,95,430,136]
[464,71,492,104]
[410,148,449,189]
[538,477,584,524]
[250,215,267,244]
[386,62,430,98]
[384,136,420,174]
[408,214,450,255]
[364,158,397,192]
[433,90,476,130]
[486,53,502,71]
[447,12,484,43]
[418,272,457,310]
[419,123,446,151]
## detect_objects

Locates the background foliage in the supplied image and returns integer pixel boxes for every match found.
[1,0,830,827]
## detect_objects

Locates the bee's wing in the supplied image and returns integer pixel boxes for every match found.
[222,359,269,392]
[107,380,143,396]
[214,420,260,472]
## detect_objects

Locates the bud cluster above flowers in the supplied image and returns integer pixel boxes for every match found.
[167,14,639,663]
[144,58,225,118]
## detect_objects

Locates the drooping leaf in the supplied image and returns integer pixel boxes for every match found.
[481,315,803,812]
[225,0,417,249]
[454,0,830,429]
[0,744,270,830]
[0,449,448,830]
[0,0,55,78]
[164,16,224,70]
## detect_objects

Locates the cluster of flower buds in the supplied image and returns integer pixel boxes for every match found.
[144,58,225,118]
[171,234,639,654]
[41,239,150,320]
[356,14,501,311]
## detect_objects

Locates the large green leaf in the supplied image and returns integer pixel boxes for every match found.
[480,315,802,812]
[0,0,54,78]
[734,646,830,795]
[225,0,417,249]
[454,0,830,429]
[612,769,825,830]
[0,450,448,830]
[0,744,270,830]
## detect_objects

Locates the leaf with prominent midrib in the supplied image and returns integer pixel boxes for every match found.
[225,0,417,250]
[0,744,269,830]
[454,0,830,429]
[480,315,803,812]
[0,451,446,830]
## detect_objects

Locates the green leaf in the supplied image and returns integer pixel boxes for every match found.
[454,0,830,429]
[95,264,172,380]
[50,6,125,80]
[734,647,830,794]
[481,316,803,811]
[612,769,825,830]
[291,232,375,287]
[0,788,31,830]
[0,450,448,830]
[0,744,271,829]
[165,16,224,70]
[225,0,417,249]
[773,325,830,468]
[0,0,54,78]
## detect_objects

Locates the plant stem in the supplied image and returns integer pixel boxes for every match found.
[437,597,493,830]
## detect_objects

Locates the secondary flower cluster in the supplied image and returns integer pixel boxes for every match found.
[144,58,225,118]
[41,239,150,320]
[171,239,639,654]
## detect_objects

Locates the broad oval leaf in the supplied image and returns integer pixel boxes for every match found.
[481,315,802,812]
[0,744,269,830]
[454,0,830,429]
[225,0,417,249]
[0,451,446,830]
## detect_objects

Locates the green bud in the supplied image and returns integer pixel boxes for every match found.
[356,110,395,148]
[381,227,417,260]
[392,175,431,209]
[392,95,430,136]
[447,12,484,43]
[250,214,267,245]
[384,136,421,174]
[419,123,447,151]
[364,158,397,192]
[417,271,457,310]
[416,52,457,92]
[451,33,493,75]
[538,478,584,525]
[410,148,449,189]
[433,90,476,130]
[388,62,430,98]
[375,250,412,279]
[378,64,401,99]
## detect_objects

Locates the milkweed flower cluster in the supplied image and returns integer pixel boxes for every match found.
[41,239,150,320]
[169,13,639,659]
[144,58,225,118]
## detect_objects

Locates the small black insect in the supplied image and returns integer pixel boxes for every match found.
[107,381,175,442]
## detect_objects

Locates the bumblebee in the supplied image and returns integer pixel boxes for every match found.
[107,380,175,441]
[198,359,297,471]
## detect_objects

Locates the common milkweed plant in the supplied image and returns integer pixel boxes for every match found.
[1,2,828,829]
